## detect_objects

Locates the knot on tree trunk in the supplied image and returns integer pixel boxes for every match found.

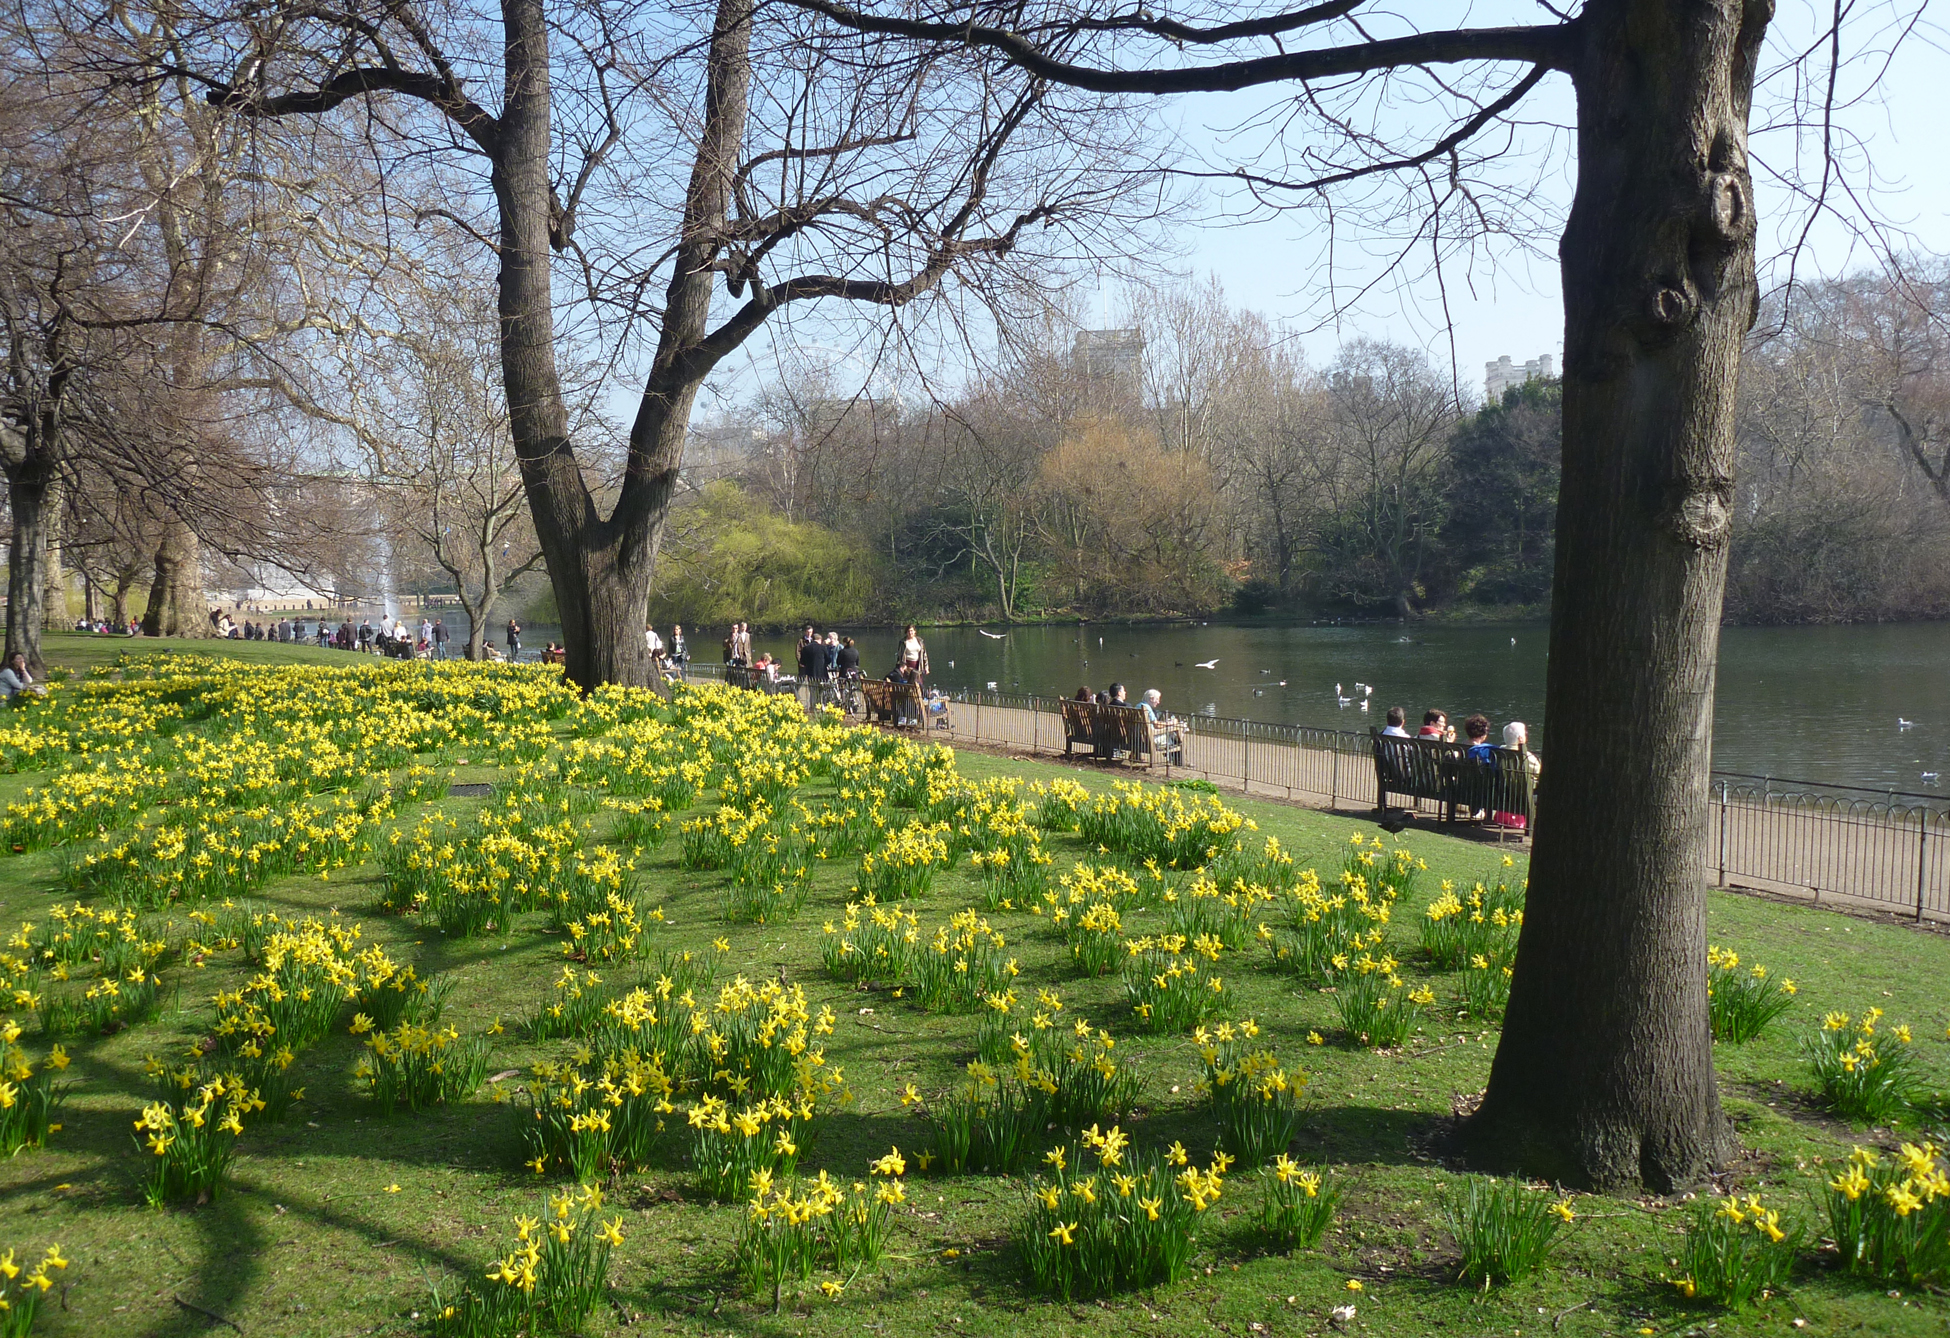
[1647,282,1696,330]
[1703,171,1752,244]
[1661,478,1734,550]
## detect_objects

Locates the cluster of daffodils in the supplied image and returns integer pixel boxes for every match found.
[733,1150,907,1307]
[1419,877,1524,970]
[0,1243,70,1331]
[523,1048,679,1182]
[0,1021,67,1156]
[1331,949,1436,1050]
[1262,850,1398,984]
[1015,1126,1228,1299]
[13,903,170,1037]
[855,821,950,901]
[1824,1143,1950,1286]
[965,840,1057,913]
[7,656,576,864]
[1032,863,1143,975]
[1075,780,1254,868]
[821,898,920,982]
[134,1074,259,1206]
[431,1186,622,1338]
[1262,1153,1339,1250]
[1673,1191,1801,1307]
[1807,1007,1923,1123]
[65,794,385,909]
[1122,932,1231,1033]
[381,799,583,937]
[1194,1019,1305,1164]
[687,1093,814,1201]
[206,915,369,1118]
[1705,945,1797,1043]
[355,1020,492,1113]
[1164,868,1276,952]
[1029,776,1092,832]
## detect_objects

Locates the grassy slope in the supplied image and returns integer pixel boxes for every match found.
[0,649,1945,1338]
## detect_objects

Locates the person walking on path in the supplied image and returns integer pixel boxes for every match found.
[506,618,522,661]
[432,618,449,659]
[670,625,688,675]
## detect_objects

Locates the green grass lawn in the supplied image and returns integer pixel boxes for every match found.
[0,645,1946,1338]
[38,631,349,676]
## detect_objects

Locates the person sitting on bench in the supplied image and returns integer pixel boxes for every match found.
[1141,689,1183,763]
[1382,706,1411,737]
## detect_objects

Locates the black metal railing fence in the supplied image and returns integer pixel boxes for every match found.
[669,671,1950,921]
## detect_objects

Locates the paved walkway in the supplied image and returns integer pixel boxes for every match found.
[931,699,1950,924]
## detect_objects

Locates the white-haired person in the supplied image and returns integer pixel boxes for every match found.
[1502,720,1541,777]
[1139,688,1185,766]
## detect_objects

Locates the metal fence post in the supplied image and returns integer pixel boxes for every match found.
[1918,809,1930,922]
[1330,746,1340,810]
[1717,780,1728,888]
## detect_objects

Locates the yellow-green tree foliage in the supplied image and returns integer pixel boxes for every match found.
[649,482,880,627]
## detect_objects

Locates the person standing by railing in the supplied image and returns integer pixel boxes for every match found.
[896,624,929,689]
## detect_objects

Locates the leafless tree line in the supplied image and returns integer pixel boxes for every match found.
[718,266,1950,628]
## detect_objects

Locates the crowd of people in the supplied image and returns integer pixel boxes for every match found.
[708,622,955,725]
[191,608,481,659]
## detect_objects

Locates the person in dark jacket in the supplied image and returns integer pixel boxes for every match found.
[836,637,861,676]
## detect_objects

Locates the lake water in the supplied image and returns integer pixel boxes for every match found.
[473,616,1950,796]
[720,620,1949,796]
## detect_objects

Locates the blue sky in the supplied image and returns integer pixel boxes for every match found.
[1114,2,1950,396]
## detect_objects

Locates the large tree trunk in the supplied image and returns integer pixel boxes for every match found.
[141,518,213,637]
[42,480,71,630]
[490,0,652,691]
[1466,0,1767,1192]
[4,466,55,674]
[490,0,746,692]
[110,565,139,628]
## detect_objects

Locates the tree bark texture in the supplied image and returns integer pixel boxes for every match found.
[1468,0,1768,1191]
[4,467,54,674]
[141,518,213,637]
[42,481,71,630]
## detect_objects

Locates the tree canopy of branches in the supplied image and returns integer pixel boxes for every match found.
[158,0,1156,689]
[783,0,1870,1190]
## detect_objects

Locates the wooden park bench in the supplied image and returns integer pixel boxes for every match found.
[1060,699,1099,757]
[1370,728,1534,837]
[1060,701,1183,771]
[860,678,925,729]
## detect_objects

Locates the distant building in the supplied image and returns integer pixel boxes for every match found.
[1073,328,1144,386]
[684,420,763,485]
[1484,353,1555,402]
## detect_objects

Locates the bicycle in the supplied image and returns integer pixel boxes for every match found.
[817,673,863,717]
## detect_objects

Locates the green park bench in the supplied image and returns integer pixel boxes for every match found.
[1370,728,1534,838]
